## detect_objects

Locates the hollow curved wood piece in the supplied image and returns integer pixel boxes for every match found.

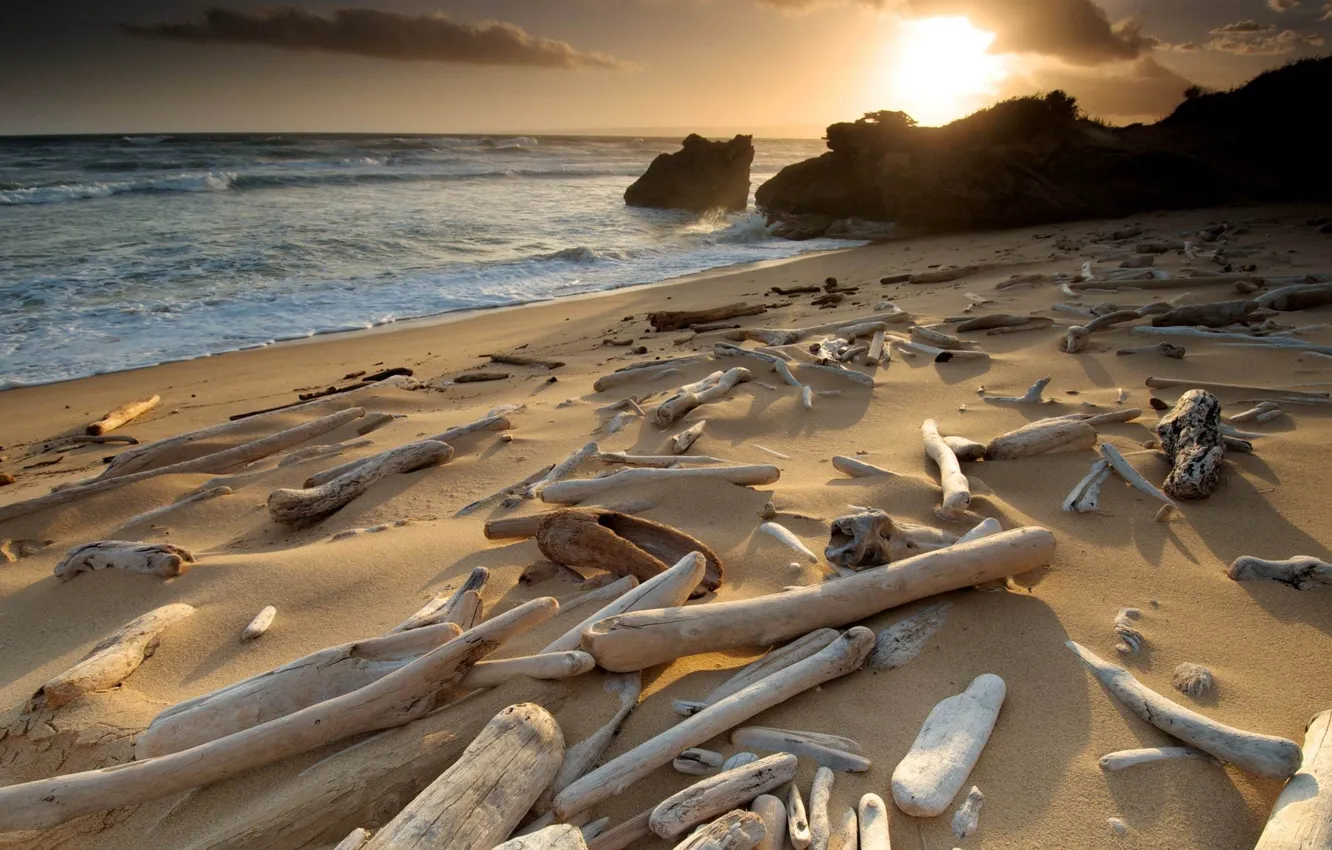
[650,753,797,839]
[268,439,453,524]
[583,528,1055,672]
[891,674,1005,817]
[88,395,160,436]
[537,508,722,592]
[54,540,195,582]
[1255,709,1332,850]
[540,466,780,505]
[30,603,196,711]
[870,602,952,671]
[1229,555,1332,590]
[672,810,766,850]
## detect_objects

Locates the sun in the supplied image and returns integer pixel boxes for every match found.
[885,17,1010,127]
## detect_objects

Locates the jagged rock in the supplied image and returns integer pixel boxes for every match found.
[625,134,754,213]
[1156,389,1225,500]
[769,213,834,241]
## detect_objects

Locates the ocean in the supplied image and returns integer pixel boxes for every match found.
[0,133,849,390]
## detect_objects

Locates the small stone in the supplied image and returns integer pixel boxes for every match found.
[1108,817,1128,837]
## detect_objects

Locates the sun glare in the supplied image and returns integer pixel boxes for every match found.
[886,17,1009,127]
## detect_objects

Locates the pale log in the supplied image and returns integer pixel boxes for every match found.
[54,540,195,582]
[649,753,797,838]
[672,629,840,716]
[540,465,780,505]
[268,440,453,524]
[88,395,160,436]
[1254,709,1332,850]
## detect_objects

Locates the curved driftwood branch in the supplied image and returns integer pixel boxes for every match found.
[88,395,160,436]
[1228,556,1332,590]
[393,567,490,632]
[537,508,722,592]
[650,753,797,839]
[1254,709,1332,850]
[553,628,874,819]
[543,553,704,653]
[922,419,970,517]
[731,728,869,772]
[541,466,780,505]
[584,528,1054,671]
[0,598,559,831]
[673,629,840,717]
[30,603,196,711]
[794,362,875,388]
[1066,641,1301,779]
[1098,747,1214,771]
[892,674,1005,817]
[54,540,195,582]
[268,440,453,524]
[362,703,564,850]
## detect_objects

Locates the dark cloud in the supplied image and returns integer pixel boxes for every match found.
[122,7,631,69]
[1268,0,1301,11]
[1022,56,1194,122]
[1209,20,1277,33]
[1205,28,1324,53]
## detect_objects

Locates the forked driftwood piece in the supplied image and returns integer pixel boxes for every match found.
[674,810,766,850]
[650,753,797,839]
[268,440,453,524]
[1066,641,1302,779]
[1254,709,1332,850]
[789,784,813,850]
[541,466,780,505]
[673,421,707,454]
[0,598,559,831]
[537,508,722,591]
[672,629,840,716]
[870,602,952,670]
[731,728,869,773]
[943,435,987,462]
[584,528,1055,671]
[242,606,276,641]
[952,786,984,839]
[393,567,490,632]
[985,420,1096,460]
[653,368,754,427]
[1097,444,1176,521]
[495,825,589,850]
[752,794,787,850]
[361,703,564,850]
[825,509,957,569]
[760,522,819,564]
[543,552,704,653]
[1063,460,1111,513]
[1156,390,1225,500]
[808,766,834,850]
[922,419,971,518]
[88,395,160,436]
[30,603,196,711]
[858,794,889,850]
[538,673,642,814]
[982,377,1051,405]
[1228,556,1332,590]
[484,501,657,541]
[831,456,895,478]
[1098,747,1214,771]
[54,540,195,582]
[892,674,1006,817]
[552,629,874,819]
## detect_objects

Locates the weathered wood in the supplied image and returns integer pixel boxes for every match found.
[825,510,956,570]
[538,673,642,814]
[650,753,797,839]
[951,786,984,840]
[731,728,869,772]
[495,825,589,850]
[584,528,1054,671]
[652,368,753,427]
[892,674,1005,817]
[985,420,1097,460]
[760,521,820,564]
[673,420,708,454]
[955,314,1032,332]
[305,415,510,487]
[1098,444,1177,520]
[544,552,703,653]
[1066,641,1301,779]
[30,603,195,711]
[553,628,874,819]
[672,810,766,850]
[456,464,554,518]
[832,456,894,478]
[673,629,840,716]
[921,420,970,518]
[857,794,889,850]
[112,486,233,533]
[982,377,1050,405]
[1156,389,1224,499]
[1152,299,1258,328]
[942,435,986,462]
[651,304,767,332]
[789,784,812,849]
[460,651,595,690]
[1098,747,1213,771]
[1069,274,1262,292]
[268,440,453,524]
[0,598,558,831]
[362,703,564,850]
[54,540,194,582]
[492,353,566,369]
[587,809,653,850]
[527,442,602,500]
[540,465,780,505]
[870,603,952,670]
[536,508,722,591]
[1144,377,1330,400]
[334,828,372,850]
[393,567,490,633]
[808,766,834,850]
[1255,709,1332,849]
[751,796,786,850]
[1229,556,1332,590]
[242,606,277,641]
[88,395,160,436]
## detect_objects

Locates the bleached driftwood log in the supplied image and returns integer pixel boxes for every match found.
[985,420,1097,460]
[1228,556,1332,590]
[673,421,707,453]
[361,703,564,850]
[1063,460,1111,513]
[552,628,874,819]
[752,794,787,850]
[334,827,372,850]
[1066,641,1302,779]
[461,651,595,690]
[495,825,589,850]
[113,486,233,533]
[956,518,1001,544]
[731,728,869,773]
[596,452,727,468]
[0,598,559,831]
[652,368,753,427]
[1144,376,1331,401]
[673,810,766,850]
[525,442,601,500]
[538,673,642,814]
[921,419,971,518]
[831,456,895,478]
[304,415,509,487]
[1230,402,1282,423]
[943,435,987,462]
[593,357,711,393]
[760,522,819,564]
[892,339,989,363]
[1068,274,1262,292]
[1098,747,1213,771]
[675,749,725,775]
[54,541,195,582]
[537,508,722,591]
[870,602,952,670]
[1155,389,1225,500]
[891,674,1006,817]
[541,465,780,505]
[673,629,840,716]
[825,509,957,569]
[808,767,834,850]
[1098,444,1178,520]
[30,603,196,711]
[1254,709,1332,850]
[584,528,1055,671]
[87,395,160,436]
[952,786,984,839]
[982,377,1051,405]
[242,606,276,641]
[650,753,797,839]
[393,566,490,632]
[857,794,889,850]
[543,553,703,653]
[268,440,453,524]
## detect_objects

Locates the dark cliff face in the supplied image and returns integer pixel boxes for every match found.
[756,58,1332,233]
[624,134,755,213]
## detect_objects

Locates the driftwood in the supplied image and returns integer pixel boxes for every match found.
[1254,709,1332,850]
[731,728,869,773]
[1145,376,1330,401]
[456,464,553,518]
[586,809,653,850]
[673,421,707,453]
[495,825,589,850]
[805,767,834,850]
[335,828,372,850]
[1156,390,1225,499]
[88,395,160,436]
[552,628,874,819]
[650,753,797,839]
[541,465,780,505]
[870,602,952,670]
[1066,641,1301,779]
[282,439,375,469]
[752,794,787,850]
[30,603,196,711]
[789,784,812,849]
[268,440,453,524]
[675,749,725,775]
[825,509,956,569]
[492,353,566,369]
[1063,460,1111,513]
[536,508,722,592]
[362,703,564,850]
[543,553,704,653]
[829,807,857,850]
[725,313,908,347]
[982,377,1050,405]
[1098,747,1214,771]
[760,522,819,564]
[673,810,766,850]
[539,673,642,814]
[651,304,766,332]
[943,435,986,462]
[1171,663,1215,697]
[461,651,595,690]
[242,606,276,641]
[484,501,656,541]
[306,415,510,487]
[526,442,601,500]
[1228,556,1332,590]
[1098,444,1177,520]
[1117,342,1186,359]
[794,362,875,388]
[858,794,888,850]
[986,420,1096,460]
[584,528,1055,671]
[988,317,1055,335]
[0,598,558,831]
[831,456,894,478]
[956,314,1032,332]
[393,567,490,633]
[54,540,195,582]
[597,452,726,468]
[1069,274,1262,292]
[1152,299,1259,328]
[921,420,970,518]
[892,674,1006,817]
[911,326,969,350]
[653,368,753,427]
[455,371,510,383]
[672,629,840,716]
[952,786,984,839]
[910,266,976,284]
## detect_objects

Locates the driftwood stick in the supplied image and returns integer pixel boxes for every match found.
[673,421,707,454]
[528,442,602,500]
[794,362,875,388]
[596,452,728,468]
[544,552,704,653]
[653,368,754,427]
[485,500,657,541]
[1066,641,1302,779]
[268,440,453,524]
[921,419,970,518]
[314,415,511,486]
[985,420,1096,460]
[1145,376,1330,400]
[789,784,812,849]
[88,395,160,436]
[362,703,564,850]
[1228,556,1332,590]
[1069,274,1262,292]
[1063,460,1111,513]
[858,794,889,850]
[280,439,374,471]
[982,377,1051,405]
[892,674,1005,817]
[1098,747,1214,771]
[54,540,195,582]
[456,464,554,517]
[1098,444,1178,520]
[870,602,952,671]
[731,728,869,772]
[393,567,491,633]
[0,598,559,831]
[943,435,986,462]
[495,825,589,850]
[650,753,797,839]
[584,528,1055,671]
[538,673,642,815]
[30,603,196,711]
[587,809,653,850]
[541,465,780,505]
[1254,709,1332,850]
[673,629,840,716]
[760,522,819,563]
[808,766,834,850]
[832,456,895,478]
[460,651,595,690]
[552,628,874,819]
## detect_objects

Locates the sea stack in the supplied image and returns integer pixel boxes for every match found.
[625,134,754,212]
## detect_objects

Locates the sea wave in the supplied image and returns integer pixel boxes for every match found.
[0,172,234,205]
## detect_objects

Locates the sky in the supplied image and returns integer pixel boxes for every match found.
[1,0,1328,135]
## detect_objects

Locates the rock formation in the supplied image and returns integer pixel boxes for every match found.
[625,134,754,213]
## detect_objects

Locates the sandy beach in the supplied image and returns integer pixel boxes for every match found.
[3,203,1332,849]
